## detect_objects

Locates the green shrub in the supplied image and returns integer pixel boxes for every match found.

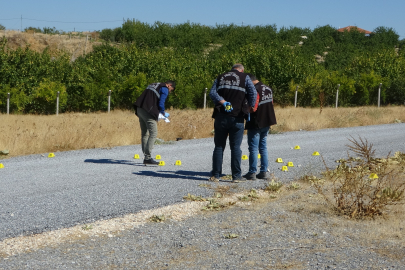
[0,85,30,113]
[115,73,150,109]
[30,79,67,114]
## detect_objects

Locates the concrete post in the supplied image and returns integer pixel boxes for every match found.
[108,90,112,113]
[335,84,340,108]
[7,93,10,115]
[56,91,60,115]
[204,88,207,109]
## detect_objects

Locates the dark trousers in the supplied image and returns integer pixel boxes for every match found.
[212,113,245,180]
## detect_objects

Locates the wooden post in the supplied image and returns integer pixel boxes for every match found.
[294,85,299,108]
[204,88,207,109]
[378,83,382,108]
[335,84,340,108]
[7,93,10,115]
[108,90,112,113]
[56,91,60,115]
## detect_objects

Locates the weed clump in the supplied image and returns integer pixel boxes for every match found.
[238,189,259,201]
[312,136,405,218]
[202,199,226,211]
[183,194,207,201]
[149,215,166,222]
[265,179,283,193]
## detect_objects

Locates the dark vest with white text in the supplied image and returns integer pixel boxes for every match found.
[213,69,248,117]
[133,82,166,121]
[245,82,277,129]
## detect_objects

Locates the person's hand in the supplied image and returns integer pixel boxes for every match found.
[164,112,170,118]
[223,102,233,112]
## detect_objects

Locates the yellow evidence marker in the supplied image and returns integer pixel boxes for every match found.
[294,145,301,150]
[175,160,182,166]
[48,153,55,158]
[312,152,320,156]
[258,154,261,159]
[276,158,283,163]
[159,161,165,166]
[134,154,140,159]
[0,163,4,169]
[156,155,161,160]
[369,173,379,179]
[242,155,248,160]
[282,166,289,172]
[287,162,294,167]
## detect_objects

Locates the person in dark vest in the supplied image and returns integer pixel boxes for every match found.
[133,81,175,165]
[243,74,277,180]
[209,64,257,182]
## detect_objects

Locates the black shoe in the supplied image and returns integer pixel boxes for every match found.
[232,176,246,183]
[256,171,270,179]
[242,172,256,180]
[143,158,159,165]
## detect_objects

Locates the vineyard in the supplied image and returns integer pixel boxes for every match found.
[0,21,405,114]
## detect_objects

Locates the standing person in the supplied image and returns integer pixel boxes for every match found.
[133,81,175,165]
[209,64,257,182]
[243,74,277,180]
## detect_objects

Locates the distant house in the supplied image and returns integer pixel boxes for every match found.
[337,26,372,36]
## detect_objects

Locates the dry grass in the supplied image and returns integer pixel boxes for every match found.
[274,105,405,132]
[0,109,215,157]
[1,30,102,59]
[1,106,404,157]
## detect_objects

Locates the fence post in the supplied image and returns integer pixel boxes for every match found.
[7,93,10,115]
[56,91,60,115]
[108,90,112,113]
[294,85,299,108]
[335,84,340,108]
[204,88,207,109]
[378,83,382,108]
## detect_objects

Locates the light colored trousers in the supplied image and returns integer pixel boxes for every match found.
[136,107,158,160]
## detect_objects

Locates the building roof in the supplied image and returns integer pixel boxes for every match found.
[337,26,372,34]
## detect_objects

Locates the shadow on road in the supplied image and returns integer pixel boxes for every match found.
[132,170,210,181]
[84,159,145,167]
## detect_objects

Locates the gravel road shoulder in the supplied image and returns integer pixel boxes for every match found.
[1,180,404,270]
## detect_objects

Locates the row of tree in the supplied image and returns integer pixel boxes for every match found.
[0,22,404,114]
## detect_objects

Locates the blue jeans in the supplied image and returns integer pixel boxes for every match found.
[212,113,245,179]
[247,126,270,174]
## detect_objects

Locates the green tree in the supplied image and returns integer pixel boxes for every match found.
[30,79,67,114]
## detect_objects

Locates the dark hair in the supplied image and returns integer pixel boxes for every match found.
[246,73,257,81]
[165,80,176,90]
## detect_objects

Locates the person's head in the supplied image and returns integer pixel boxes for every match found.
[232,63,245,73]
[165,80,176,93]
[246,73,259,84]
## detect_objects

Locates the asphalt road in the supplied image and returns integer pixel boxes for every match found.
[0,123,404,241]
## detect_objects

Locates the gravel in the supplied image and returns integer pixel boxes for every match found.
[0,123,404,269]
[1,187,404,269]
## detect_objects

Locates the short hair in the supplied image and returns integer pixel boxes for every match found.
[246,73,257,81]
[165,80,176,90]
[232,63,244,72]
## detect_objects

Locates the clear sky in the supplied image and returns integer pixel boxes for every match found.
[1,0,404,39]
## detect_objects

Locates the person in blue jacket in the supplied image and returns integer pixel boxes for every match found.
[133,81,175,165]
